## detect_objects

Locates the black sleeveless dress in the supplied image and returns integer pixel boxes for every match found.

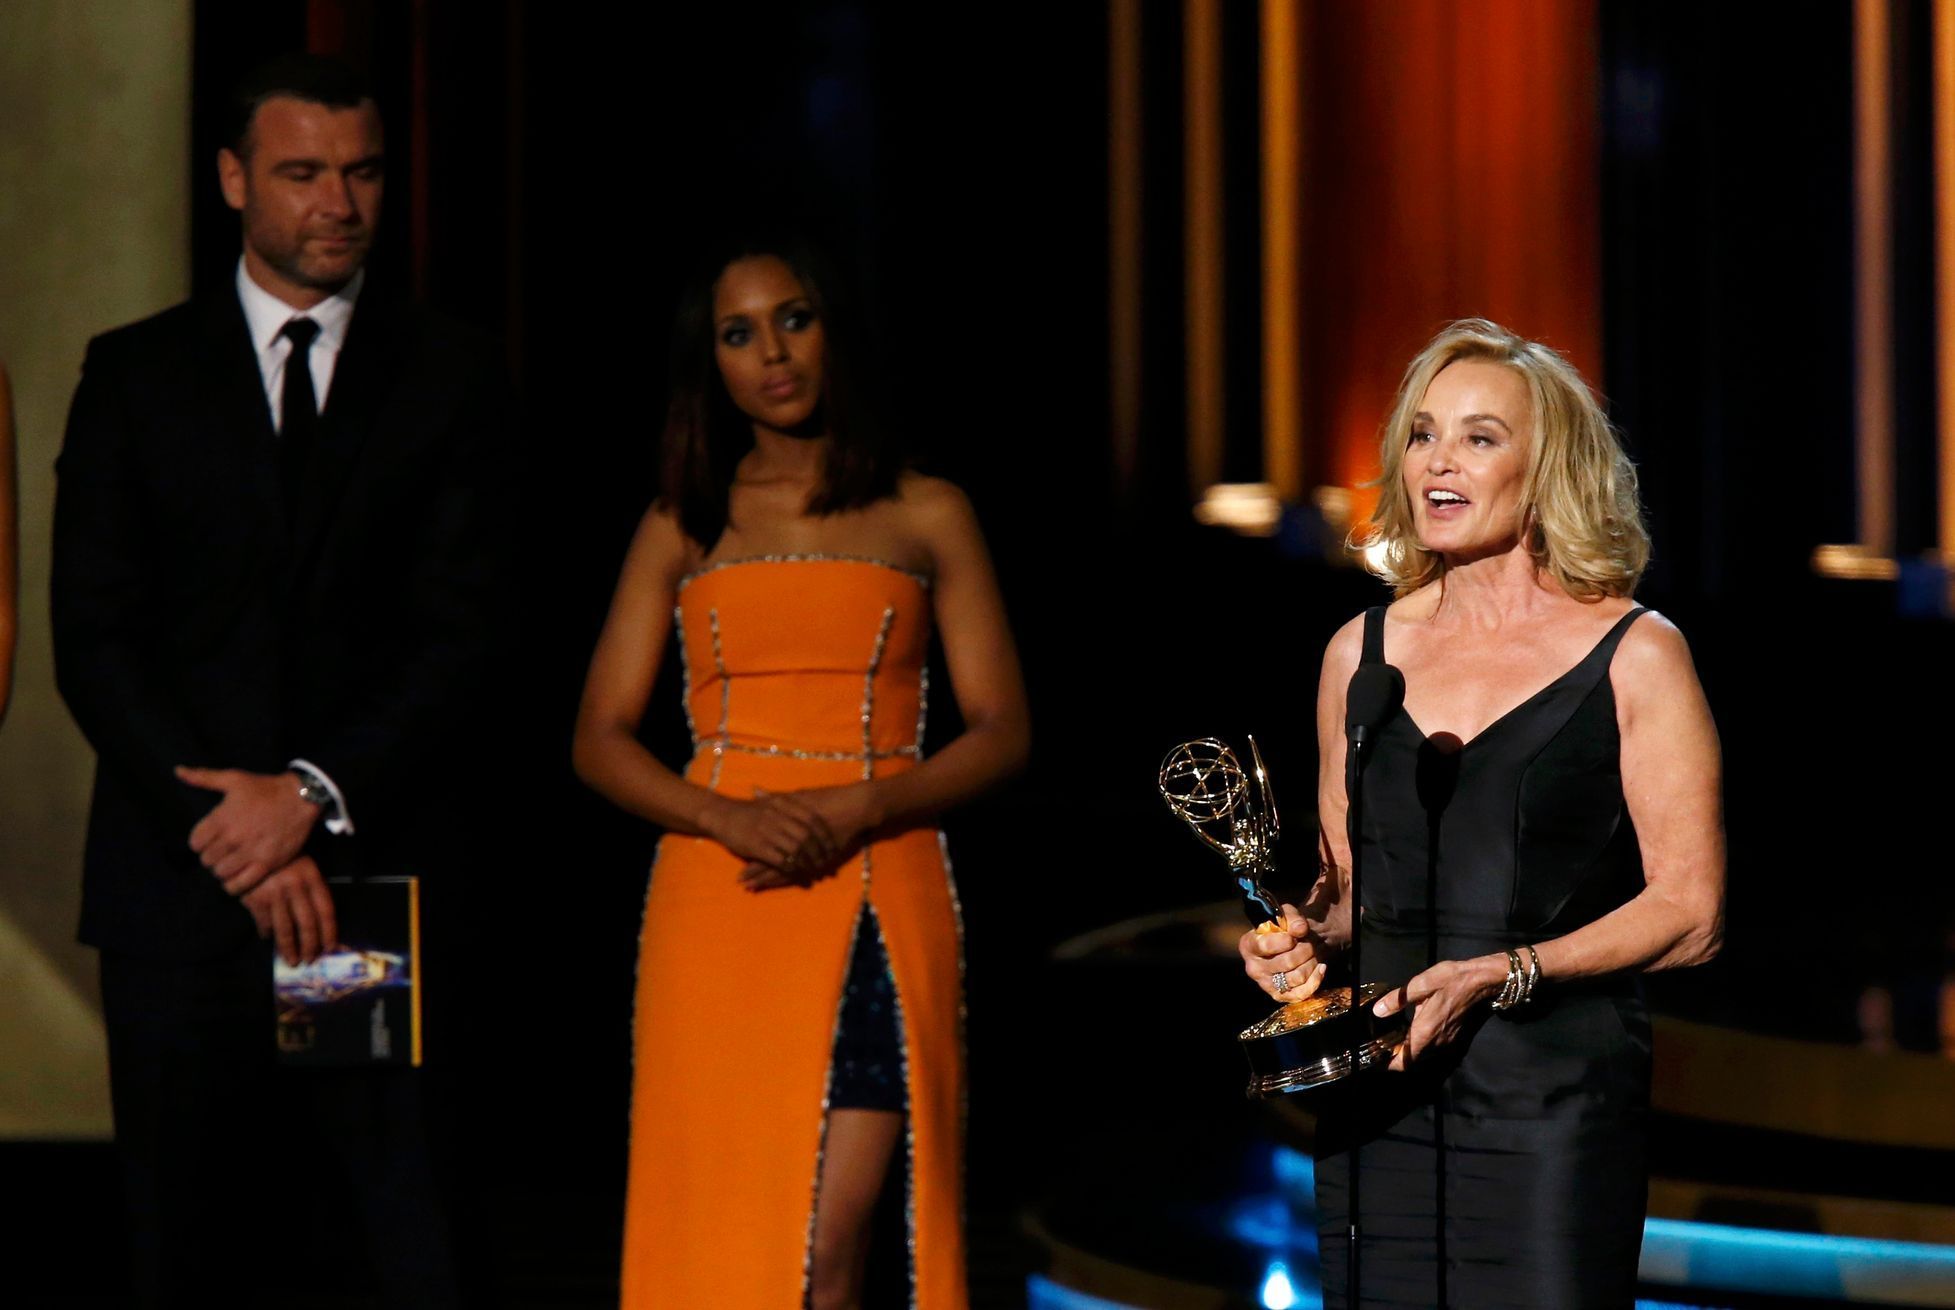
[1313,605,1653,1309]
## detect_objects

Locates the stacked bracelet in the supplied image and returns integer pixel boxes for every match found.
[1491,944,1543,1012]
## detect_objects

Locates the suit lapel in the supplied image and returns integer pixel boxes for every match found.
[197,295,287,527]
[290,292,399,564]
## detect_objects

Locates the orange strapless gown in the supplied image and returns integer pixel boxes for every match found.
[622,557,967,1308]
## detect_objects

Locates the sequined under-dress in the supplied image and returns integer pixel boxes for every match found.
[621,557,966,1309]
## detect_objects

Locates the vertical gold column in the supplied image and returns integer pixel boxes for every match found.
[1936,0,1955,559]
[1856,0,1896,555]
[1261,0,1303,501]
[1184,0,1225,494]
[1109,0,1143,494]
[0,0,191,1140]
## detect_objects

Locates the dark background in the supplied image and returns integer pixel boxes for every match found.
[23,1,1937,1303]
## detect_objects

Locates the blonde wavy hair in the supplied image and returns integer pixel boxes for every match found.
[1357,318,1649,599]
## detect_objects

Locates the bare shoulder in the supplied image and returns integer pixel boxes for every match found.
[894,471,986,561]
[630,501,701,589]
[1323,612,1367,684]
[1615,608,1694,678]
[1610,608,1709,717]
[1317,615,1368,758]
[895,471,978,527]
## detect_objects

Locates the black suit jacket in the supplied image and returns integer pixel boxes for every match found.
[52,286,510,962]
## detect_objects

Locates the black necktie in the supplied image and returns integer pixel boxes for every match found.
[279,317,321,503]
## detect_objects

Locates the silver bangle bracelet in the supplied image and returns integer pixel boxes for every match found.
[1492,948,1524,1011]
[1493,945,1548,1013]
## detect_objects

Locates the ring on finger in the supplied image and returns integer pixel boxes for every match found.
[1272,969,1290,995]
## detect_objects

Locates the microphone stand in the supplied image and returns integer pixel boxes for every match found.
[1344,725,1372,1310]
[1341,659,1402,1308]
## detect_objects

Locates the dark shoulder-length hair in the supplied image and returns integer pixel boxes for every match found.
[658,232,900,550]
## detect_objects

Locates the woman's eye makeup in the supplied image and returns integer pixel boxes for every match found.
[781,305,817,331]
[719,322,751,346]
[1407,428,1501,448]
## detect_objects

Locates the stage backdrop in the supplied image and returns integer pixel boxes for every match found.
[0,0,192,1139]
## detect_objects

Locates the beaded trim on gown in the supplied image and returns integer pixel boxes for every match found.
[621,558,967,1309]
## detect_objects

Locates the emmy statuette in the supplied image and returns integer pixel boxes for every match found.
[1158,736,1407,1096]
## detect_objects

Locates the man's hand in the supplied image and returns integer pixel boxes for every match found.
[177,766,320,895]
[241,855,339,966]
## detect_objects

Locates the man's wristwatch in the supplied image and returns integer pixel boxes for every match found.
[292,766,335,810]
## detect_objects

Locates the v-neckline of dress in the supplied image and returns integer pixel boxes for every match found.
[1387,608,1643,751]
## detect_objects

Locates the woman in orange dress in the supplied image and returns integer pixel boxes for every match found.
[573,236,1030,1309]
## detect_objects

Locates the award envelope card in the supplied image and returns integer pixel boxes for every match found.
[273,876,422,1067]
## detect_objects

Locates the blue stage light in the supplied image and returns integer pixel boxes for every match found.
[1227,1194,1299,1250]
[1033,1140,1955,1310]
[1224,1145,1319,1255]
[1259,1258,1313,1309]
[1270,1144,1315,1193]
[1641,1217,1955,1303]
[1024,1275,1141,1310]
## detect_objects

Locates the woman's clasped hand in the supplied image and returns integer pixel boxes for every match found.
[699,784,882,890]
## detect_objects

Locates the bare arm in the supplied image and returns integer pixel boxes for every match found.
[570,507,706,829]
[1302,615,1364,952]
[1239,615,1365,998]
[570,507,838,870]
[853,480,1030,829]
[1528,612,1726,977]
[1373,611,1725,1063]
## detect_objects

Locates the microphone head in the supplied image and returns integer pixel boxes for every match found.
[1346,663,1406,738]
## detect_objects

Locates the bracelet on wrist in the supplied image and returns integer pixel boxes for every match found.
[1490,944,1543,1012]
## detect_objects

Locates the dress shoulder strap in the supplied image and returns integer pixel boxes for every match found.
[1593,605,1649,665]
[1360,605,1388,666]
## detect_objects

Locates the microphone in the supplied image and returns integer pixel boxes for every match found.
[1339,659,1402,1310]
[1346,663,1406,747]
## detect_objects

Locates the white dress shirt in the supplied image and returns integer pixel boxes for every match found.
[235,257,363,431]
[235,258,361,836]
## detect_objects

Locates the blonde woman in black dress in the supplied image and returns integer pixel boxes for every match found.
[1241,320,1724,1307]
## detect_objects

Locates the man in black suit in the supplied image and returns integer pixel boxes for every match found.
[52,56,504,1308]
